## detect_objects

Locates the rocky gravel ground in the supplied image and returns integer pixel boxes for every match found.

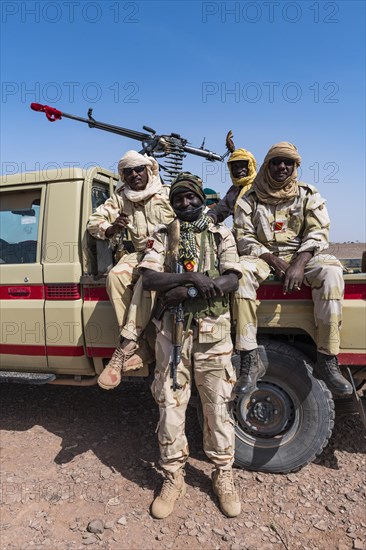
[0,382,365,550]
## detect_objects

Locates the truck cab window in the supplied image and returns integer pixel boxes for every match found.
[92,185,110,212]
[0,190,41,264]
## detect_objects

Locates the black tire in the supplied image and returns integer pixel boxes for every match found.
[196,340,335,474]
[234,341,335,473]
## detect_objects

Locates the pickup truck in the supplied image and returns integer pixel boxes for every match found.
[1,167,365,474]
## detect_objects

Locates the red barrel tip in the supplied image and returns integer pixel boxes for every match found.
[30,103,43,111]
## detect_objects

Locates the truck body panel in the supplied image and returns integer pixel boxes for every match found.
[1,168,365,378]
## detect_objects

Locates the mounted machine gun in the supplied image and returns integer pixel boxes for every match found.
[30,103,229,182]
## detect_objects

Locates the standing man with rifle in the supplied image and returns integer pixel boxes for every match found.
[87,150,175,389]
[139,172,242,519]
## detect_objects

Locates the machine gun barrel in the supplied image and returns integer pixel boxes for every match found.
[30,103,151,142]
[30,103,226,163]
[183,144,222,162]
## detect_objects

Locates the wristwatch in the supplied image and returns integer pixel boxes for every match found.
[187,286,199,299]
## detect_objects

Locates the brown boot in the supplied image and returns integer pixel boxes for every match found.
[123,340,155,372]
[97,344,137,390]
[212,469,241,518]
[151,470,186,519]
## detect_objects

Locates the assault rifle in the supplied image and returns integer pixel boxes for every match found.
[30,103,229,183]
[167,220,184,391]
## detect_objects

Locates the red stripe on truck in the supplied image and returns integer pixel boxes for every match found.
[0,284,80,300]
[84,283,366,302]
[338,353,366,365]
[1,283,364,302]
[0,286,44,299]
[0,344,84,356]
[256,283,366,301]
[84,287,109,301]
[1,345,364,366]
[86,347,113,358]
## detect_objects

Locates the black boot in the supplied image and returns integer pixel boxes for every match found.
[314,352,353,398]
[234,349,266,395]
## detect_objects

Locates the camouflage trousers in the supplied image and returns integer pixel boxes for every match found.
[151,312,236,474]
[106,252,156,341]
[232,254,344,355]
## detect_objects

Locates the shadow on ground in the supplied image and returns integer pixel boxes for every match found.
[0,382,364,485]
[0,381,213,497]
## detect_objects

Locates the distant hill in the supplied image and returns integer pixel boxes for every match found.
[328,243,365,259]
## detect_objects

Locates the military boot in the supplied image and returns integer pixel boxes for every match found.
[151,469,186,519]
[123,340,155,372]
[97,343,138,390]
[314,352,353,398]
[212,469,241,518]
[234,349,266,395]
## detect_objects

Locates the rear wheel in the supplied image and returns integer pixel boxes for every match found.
[197,340,335,473]
[234,341,335,473]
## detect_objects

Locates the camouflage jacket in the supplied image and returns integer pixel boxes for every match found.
[139,221,242,323]
[139,221,242,277]
[87,186,174,252]
[233,182,330,258]
[207,185,240,223]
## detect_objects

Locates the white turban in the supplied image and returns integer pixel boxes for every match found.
[116,151,162,202]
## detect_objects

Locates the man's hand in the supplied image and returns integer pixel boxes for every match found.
[283,263,305,294]
[162,287,188,307]
[105,213,129,238]
[212,272,240,295]
[191,273,222,299]
[283,252,312,294]
[260,253,289,280]
[143,269,223,296]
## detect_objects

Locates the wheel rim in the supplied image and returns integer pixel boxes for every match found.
[234,378,300,447]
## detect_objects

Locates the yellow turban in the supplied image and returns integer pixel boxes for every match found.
[227,148,257,210]
[227,148,257,188]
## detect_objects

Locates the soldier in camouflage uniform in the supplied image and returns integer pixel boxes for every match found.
[87,150,174,390]
[139,172,242,519]
[207,131,257,224]
[232,141,352,398]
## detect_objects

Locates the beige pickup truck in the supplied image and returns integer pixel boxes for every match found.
[1,167,365,473]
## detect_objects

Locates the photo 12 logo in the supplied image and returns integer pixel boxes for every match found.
[201,160,339,185]
[1,81,139,104]
[201,2,340,24]
[1,2,140,24]
[0,480,142,505]
[201,81,339,104]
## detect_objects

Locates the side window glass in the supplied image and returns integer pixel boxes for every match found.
[0,190,41,264]
[92,184,110,212]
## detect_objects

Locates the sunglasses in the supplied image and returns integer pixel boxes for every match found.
[270,158,295,167]
[123,165,146,176]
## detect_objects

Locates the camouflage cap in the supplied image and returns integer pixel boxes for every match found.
[170,172,205,204]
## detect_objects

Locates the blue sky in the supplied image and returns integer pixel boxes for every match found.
[1,0,365,241]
